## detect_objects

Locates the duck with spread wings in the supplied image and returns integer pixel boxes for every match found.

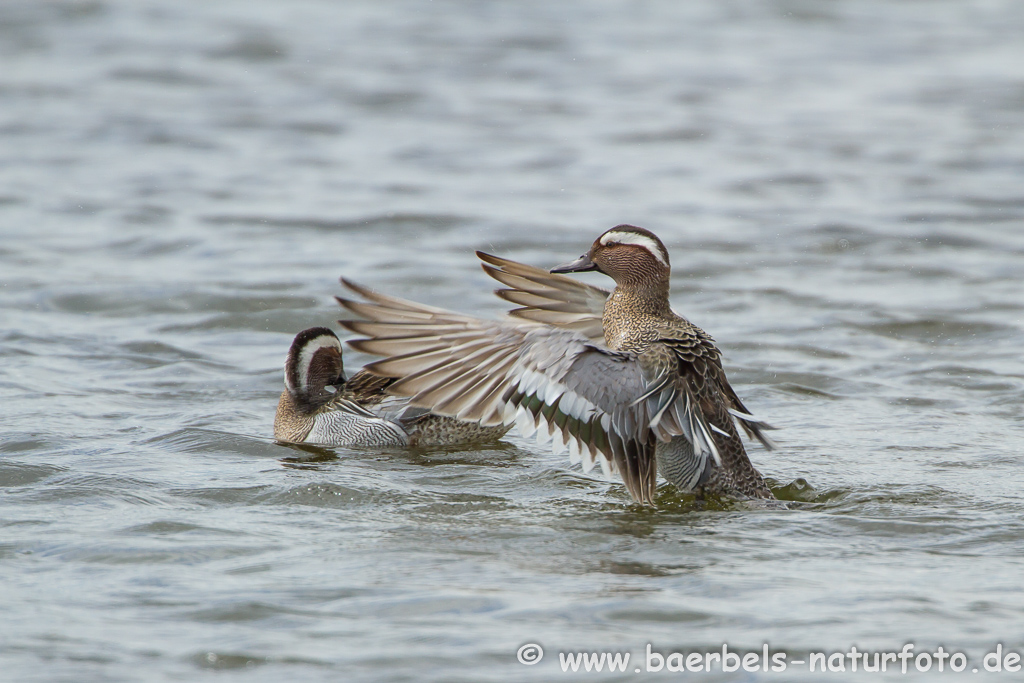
[336,225,777,504]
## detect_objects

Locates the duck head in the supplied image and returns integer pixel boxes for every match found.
[551,225,671,288]
[284,327,347,407]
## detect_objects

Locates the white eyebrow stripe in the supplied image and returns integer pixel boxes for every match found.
[294,335,341,392]
[599,231,669,266]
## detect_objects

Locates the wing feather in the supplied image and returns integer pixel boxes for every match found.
[337,279,725,505]
[477,252,609,341]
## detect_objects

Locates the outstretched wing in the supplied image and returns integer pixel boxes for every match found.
[478,252,775,451]
[477,251,609,341]
[335,279,720,505]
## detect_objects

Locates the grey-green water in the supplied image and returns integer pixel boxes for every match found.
[2,1,1024,681]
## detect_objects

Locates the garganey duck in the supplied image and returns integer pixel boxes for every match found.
[273,327,510,447]
[336,226,777,504]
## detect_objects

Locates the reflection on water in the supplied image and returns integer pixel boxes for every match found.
[2,0,1024,680]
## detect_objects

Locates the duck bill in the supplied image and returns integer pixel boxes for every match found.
[550,253,597,273]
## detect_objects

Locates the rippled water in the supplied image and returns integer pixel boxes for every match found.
[2,1,1024,680]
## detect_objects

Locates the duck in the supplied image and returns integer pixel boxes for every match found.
[336,225,778,504]
[273,327,511,447]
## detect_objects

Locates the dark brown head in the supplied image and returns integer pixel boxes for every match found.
[551,225,671,287]
[284,327,346,407]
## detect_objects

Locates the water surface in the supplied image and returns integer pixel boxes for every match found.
[2,1,1024,681]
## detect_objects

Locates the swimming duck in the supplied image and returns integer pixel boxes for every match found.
[336,225,777,504]
[273,327,510,447]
